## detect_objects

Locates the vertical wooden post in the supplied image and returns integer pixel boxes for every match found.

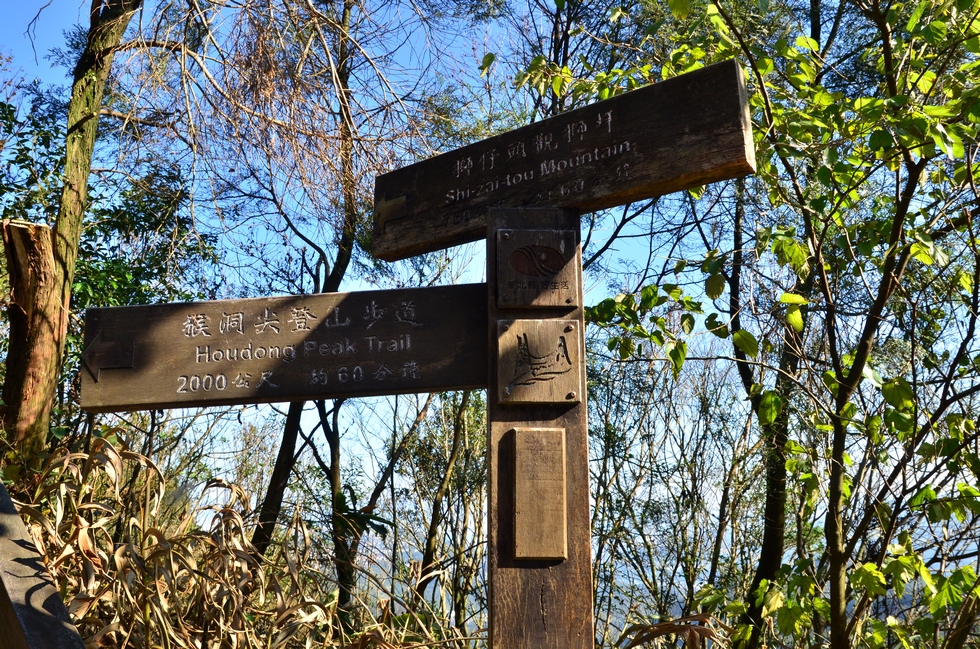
[487,208,594,649]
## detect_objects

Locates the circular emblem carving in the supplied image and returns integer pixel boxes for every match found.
[509,245,565,277]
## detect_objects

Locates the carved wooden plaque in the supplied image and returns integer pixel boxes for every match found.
[81,284,488,412]
[496,229,578,308]
[513,428,567,560]
[373,59,755,261]
[497,319,582,405]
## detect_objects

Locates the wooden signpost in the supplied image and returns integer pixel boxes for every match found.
[81,284,487,412]
[373,59,754,261]
[371,59,755,649]
[81,59,755,649]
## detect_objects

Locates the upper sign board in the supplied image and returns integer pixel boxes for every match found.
[373,59,755,261]
[81,284,487,412]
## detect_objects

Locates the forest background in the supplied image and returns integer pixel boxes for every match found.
[1,0,979,647]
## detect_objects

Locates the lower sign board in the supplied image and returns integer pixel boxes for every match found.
[81,284,488,412]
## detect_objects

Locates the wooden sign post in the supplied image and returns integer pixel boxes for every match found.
[82,59,754,649]
[81,284,487,412]
[371,60,755,648]
[486,208,593,647]
[373,59,754,261]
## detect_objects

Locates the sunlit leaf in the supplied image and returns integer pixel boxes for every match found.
[479,52,496,77]
[733,329,759,358]
[779,292,808,305]
[786,304,804,332]
[761,588,784,618]
[668,0,690,19]
[758,390,783,426]
[850,563,888,597]
[882,377,915,411]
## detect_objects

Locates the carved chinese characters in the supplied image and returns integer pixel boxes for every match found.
[373,59,755,261]
[442,109,625,210]
[81,284,487,412]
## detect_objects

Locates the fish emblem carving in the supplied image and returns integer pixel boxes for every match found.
[509,245,566,277]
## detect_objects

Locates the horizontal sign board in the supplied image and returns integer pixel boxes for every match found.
[373,59,755,261]
[81,284,488,412]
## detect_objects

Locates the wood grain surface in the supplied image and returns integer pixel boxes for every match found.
[373,60,754,260]
[513,428,567,560]
[81,284,487,412]
[487,209,594,649]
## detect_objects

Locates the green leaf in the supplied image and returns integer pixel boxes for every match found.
[775,600,809,636]
[850,563,888,597]
[862,364,883,388]
[916,70,937,94]
[706,273,725,299]
[733,329,759,358]
[869,129,894,151]
[921,20,948,45]
[779,292,808,305]
[958,270,974,294]
[639,284,659,310]
[668,0,690,19]
[552,74,564,97]
[479,52,496,77]
[909,485,937,508]
[882,377,915,411]
[930,567,978,615]
[786,304,804,332]
[905,0,929,32]
[761,587,785,618]
[758,390,783,426]
[911,241,935,264]
[668,340,688,378]
[794,35,819,53]
[681,313,695,334]
[922,104,956,118]
[619,337,635,360]
[706,313,730,339]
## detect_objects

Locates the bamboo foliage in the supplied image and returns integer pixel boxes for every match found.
[17,435,342,647]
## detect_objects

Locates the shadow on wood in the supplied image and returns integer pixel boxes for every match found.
[0,482,85,649]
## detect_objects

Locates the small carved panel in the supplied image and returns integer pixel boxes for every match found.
[497,319,582,404]
[513,428,567,560]
[496,229,579,308]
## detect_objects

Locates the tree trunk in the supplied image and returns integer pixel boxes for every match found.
[249,400,304,556]
[1,0,142,457]
[415,392,470,602]
[1,221,62,459]
[247,0,360,565]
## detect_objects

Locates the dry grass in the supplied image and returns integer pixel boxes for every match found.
[617,613,730,649]
[9,434,413,648]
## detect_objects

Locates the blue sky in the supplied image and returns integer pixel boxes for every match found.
[1,0,84,84]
